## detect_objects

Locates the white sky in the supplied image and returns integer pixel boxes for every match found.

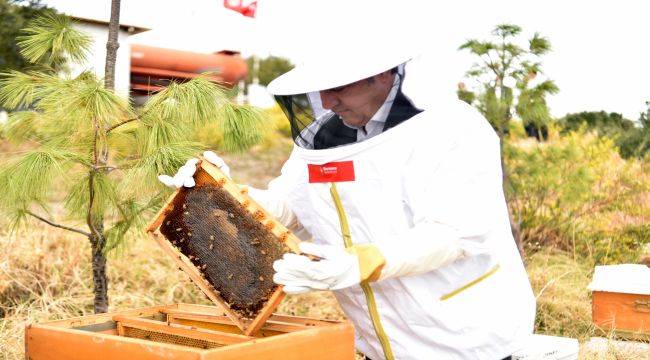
[45,0,650,120]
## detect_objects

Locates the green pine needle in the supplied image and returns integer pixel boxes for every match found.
[4,207,29,234]
[3,111,40,143]
[119,141,202,197]
[104,196,162,254]
[140,75,227,128]
[142,120,194,154]
[0,70,59,109]
[17,12,92,65]
[220,104,266,152]
[140,83,184,126]
[0,70,129,140]
[39,72,131,132]
[175,76,228,124]
[529,32,552,56]
[0,147,82,206]
[64,171,119,220]
[493,24,522,38]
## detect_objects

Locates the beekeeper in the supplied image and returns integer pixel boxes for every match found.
[160,44,535,360]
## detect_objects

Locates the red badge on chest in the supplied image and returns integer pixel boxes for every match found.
[308,161,355,183]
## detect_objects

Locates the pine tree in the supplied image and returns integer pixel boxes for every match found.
[0,13,265,313]
[458,24,558,139]
[457,24,560,256]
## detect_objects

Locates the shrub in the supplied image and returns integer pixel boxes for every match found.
[266,105,292,138]
[505,131,650,263]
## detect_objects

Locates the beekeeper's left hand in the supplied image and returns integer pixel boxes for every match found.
[273,242,385,294]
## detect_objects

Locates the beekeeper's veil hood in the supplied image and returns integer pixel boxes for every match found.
[267,36,437,150]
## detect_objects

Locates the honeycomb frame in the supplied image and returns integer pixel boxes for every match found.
[146,158,301,335]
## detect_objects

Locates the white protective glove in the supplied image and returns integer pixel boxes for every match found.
[273,242,362,294]
[158,151,230,188]
[274,224,467,294]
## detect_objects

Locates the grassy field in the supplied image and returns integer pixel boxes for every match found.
[0,137,647,359]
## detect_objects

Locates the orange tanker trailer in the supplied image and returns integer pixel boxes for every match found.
[130,44,248,96]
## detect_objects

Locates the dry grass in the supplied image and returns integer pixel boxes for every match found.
[527,249,595,340]
[0,137,647,359]
[579,336,650,360]
[0,138,346,359]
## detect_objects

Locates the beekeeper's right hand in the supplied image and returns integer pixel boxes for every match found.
[157,151,230,188]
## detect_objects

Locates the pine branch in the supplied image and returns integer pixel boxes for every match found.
[106,116,138,133]
[26,210,90,237]
[106,105,154,134]
[94,165,119,172]
[103,193,163,253]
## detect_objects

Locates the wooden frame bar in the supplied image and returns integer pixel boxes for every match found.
[146,158,303,335]
[162,309,331,336]
[113,315,254,344]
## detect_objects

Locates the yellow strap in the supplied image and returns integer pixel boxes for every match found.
[439,263,501,301]
[330,183,395,360]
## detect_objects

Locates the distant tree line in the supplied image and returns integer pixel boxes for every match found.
[245,55,293,88]
[560,107,650,158]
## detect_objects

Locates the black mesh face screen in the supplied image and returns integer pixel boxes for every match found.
[275,94,315,142]
[274,70,422,150]
[159,185,288,318]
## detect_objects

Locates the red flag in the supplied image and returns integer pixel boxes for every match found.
[224,0,257,18]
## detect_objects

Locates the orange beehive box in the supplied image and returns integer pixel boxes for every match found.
[589,265,650,339]
[25,303,355,359]
[146,158,303,335]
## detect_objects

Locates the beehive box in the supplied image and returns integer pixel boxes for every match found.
[146,158,302,335]
[588,264,650,339]
[24,303,355,359]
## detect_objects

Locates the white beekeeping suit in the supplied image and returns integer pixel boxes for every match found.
[160,9,536,359]
[249,39,537,359]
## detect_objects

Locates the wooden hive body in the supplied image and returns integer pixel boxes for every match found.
[592,291,650,338]
[146,158,301,335]
[589,264,650,340]
[25,304,355,359]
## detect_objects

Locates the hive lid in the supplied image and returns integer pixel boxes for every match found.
[588,264,650,295]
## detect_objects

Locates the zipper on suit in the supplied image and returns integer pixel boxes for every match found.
[330,182,395,360]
